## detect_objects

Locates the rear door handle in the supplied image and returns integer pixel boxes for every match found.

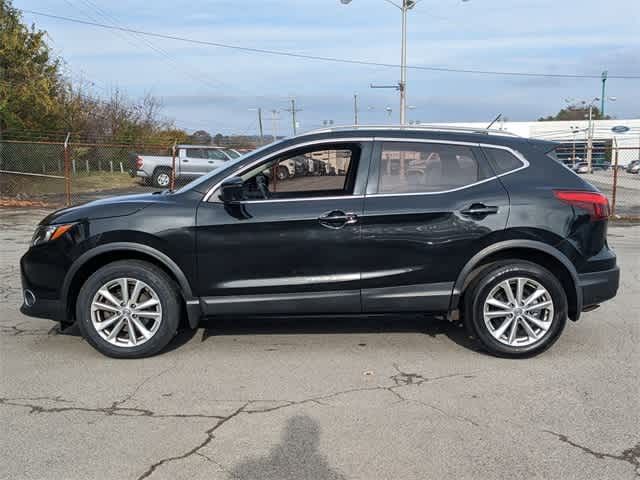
[318,211,359,229]
[460,204,499,216]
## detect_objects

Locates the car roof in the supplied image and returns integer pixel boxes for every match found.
[291,125,557,151]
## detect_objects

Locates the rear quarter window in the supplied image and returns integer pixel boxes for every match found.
[483,147,524,175]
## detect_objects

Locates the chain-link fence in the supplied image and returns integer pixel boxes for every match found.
[554,144,640,219]
[0,139,172,207]
[1,139,639,219]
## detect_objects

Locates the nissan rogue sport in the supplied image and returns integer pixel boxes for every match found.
[20,126,620,358]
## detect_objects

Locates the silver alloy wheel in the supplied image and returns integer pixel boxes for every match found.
[91,278,163,347]
[483,277,554,347]
[156,173,170,187]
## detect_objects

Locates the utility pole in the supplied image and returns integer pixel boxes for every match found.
[284,98,302,136]
[249,108,265,145]
[353,93,359,125]
[601,71,608,116]
[270,110,280,141]
[257,107,264,145]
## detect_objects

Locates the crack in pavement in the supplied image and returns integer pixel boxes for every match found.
[196,452,242,479]
[0,363,227,420]
[0,365,478,479]
[136,403,249,480]
[0,323,58,336]
[544,431,640,476]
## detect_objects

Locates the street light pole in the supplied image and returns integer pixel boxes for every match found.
[587,104,594,172]
[341,0,418,125]
[399,0,409,125]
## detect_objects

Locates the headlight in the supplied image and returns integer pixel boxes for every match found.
[31,224,75,246]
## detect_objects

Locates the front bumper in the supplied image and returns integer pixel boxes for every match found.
[578,266,620,309]
[20,249,70,323]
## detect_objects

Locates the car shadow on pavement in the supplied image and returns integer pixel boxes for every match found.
[230,415,347,480]
[198,314,481,353]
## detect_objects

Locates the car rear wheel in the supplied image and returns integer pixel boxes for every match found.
[465,261,567,357]
[76,260,180,358]
[152,168,172,188]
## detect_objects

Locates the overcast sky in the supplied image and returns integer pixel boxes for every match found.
[16,0,640,135]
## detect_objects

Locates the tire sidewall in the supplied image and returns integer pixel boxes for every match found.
[153,169,171,188]
[76,261,180,358]
[468,262,567,357]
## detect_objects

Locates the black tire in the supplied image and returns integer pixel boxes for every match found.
[152,168,172,188]
[76,260,181,358]
[464,260,567,358]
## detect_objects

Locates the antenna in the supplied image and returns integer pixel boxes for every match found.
[486,113,502,129]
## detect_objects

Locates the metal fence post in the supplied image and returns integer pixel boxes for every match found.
[64,133,71,206]
[611,142,619,216]
[170,140,177,190]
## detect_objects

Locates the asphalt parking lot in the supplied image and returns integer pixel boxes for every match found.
[1,208,638,480]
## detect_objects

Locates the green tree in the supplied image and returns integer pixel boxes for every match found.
[0,0,66,131]
[538,104,611,122]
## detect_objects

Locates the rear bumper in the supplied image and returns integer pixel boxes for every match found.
[578,266,620,309]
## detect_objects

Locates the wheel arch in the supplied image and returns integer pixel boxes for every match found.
[451,240,582,321]
[63,243,200,328]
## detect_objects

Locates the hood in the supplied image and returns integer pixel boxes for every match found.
[41,192,165,225]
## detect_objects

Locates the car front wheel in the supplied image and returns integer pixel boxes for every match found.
[465,261,567,358]
[76,260,181,358]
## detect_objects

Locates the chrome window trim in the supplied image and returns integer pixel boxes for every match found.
[240,195,365,204]
[203,137,529,203]
[366,138,529,198]
[203,137,374,202]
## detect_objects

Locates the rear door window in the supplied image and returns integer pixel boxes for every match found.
[376,142,491,194]
[206,149,229,161]
[186,148,204,159]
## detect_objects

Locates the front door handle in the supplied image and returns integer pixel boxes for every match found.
[460,204,499,216]
[318,211,359,229]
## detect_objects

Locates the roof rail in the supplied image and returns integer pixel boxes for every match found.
[299,124,520,137]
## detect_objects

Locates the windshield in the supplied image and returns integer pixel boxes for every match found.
[173,141,282,194]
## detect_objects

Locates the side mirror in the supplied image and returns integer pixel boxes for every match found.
[219,176,244,203]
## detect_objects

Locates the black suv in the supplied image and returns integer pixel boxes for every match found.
[20,126,619,358]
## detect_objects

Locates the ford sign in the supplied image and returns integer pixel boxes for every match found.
[611,125,630,134]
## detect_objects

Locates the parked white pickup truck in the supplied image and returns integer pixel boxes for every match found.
[131,145,242,187]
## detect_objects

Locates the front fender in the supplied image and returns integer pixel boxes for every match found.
[62,242,201,328]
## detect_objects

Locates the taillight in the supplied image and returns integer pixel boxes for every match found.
[554,190,610,220]
[135,156,143,169]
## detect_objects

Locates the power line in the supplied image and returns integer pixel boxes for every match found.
[21,9,640,80]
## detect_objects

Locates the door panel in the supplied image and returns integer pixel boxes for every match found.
[181,148,204,176]
[196,197,364,314]
[360,141,509,313]
[194,140,373,316]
